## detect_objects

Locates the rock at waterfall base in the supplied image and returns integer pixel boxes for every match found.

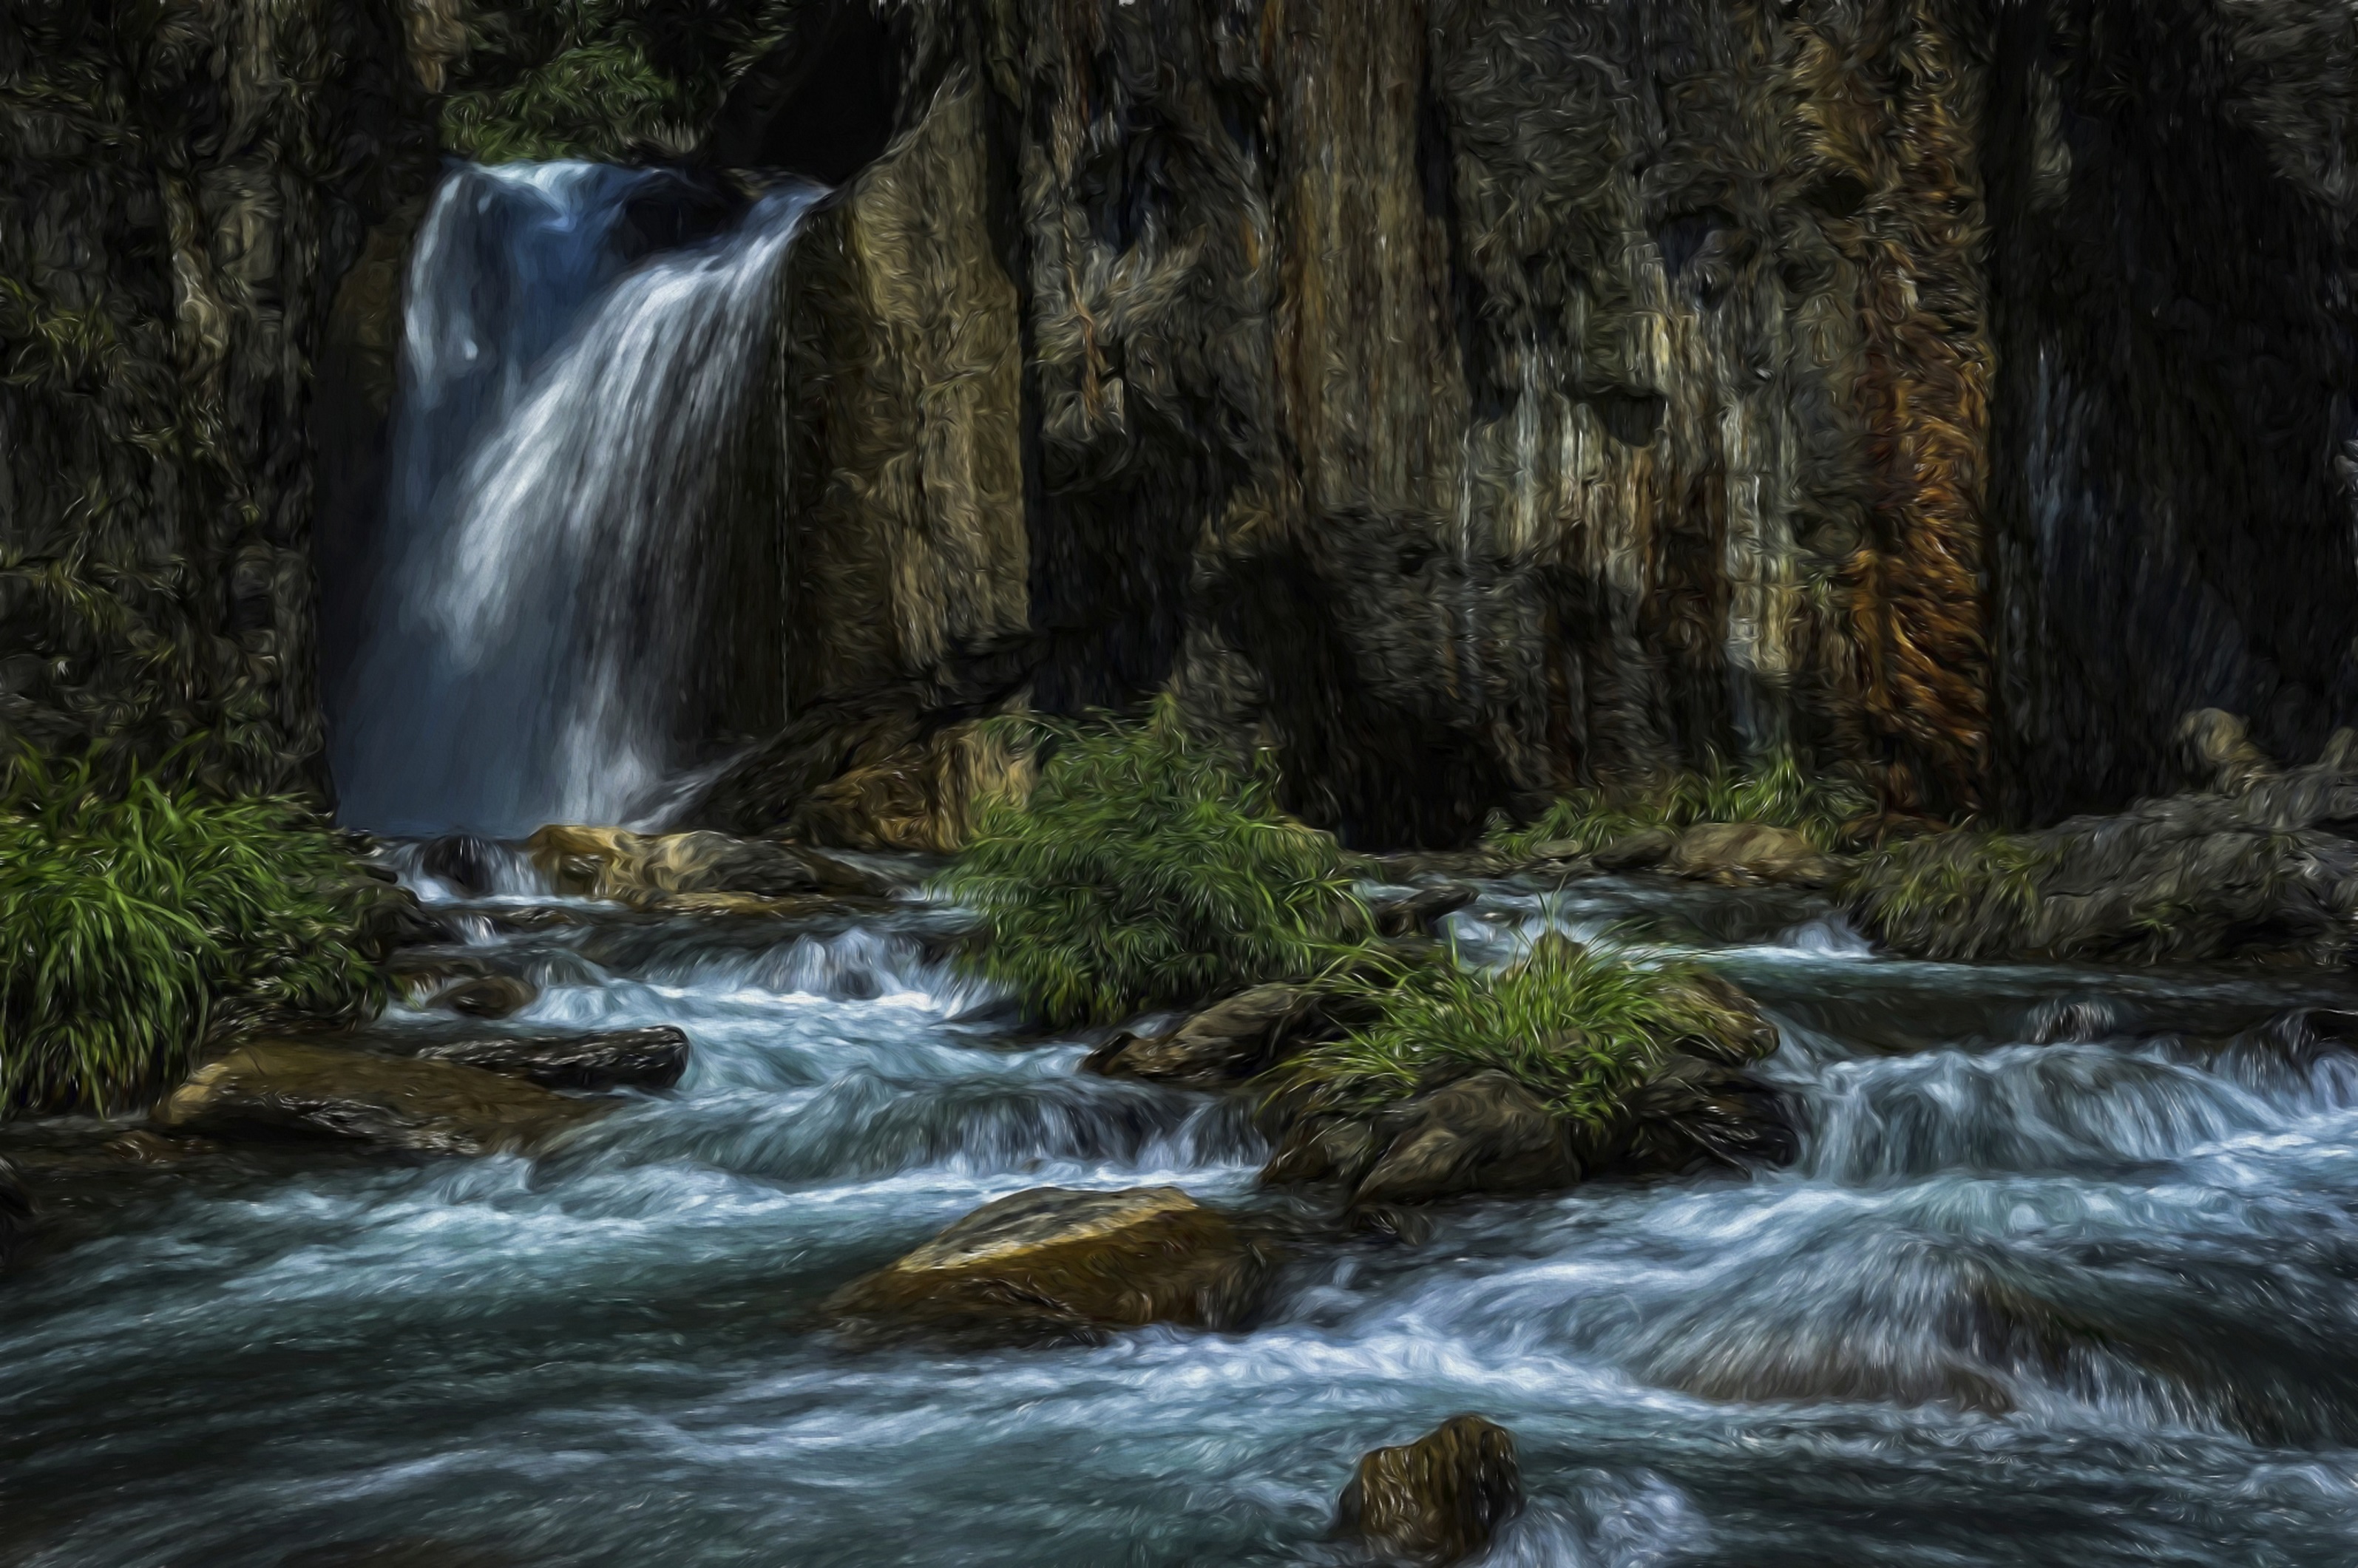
[827,1187,1268,1340]
[411,1027,690,1091]
[1336,1414,1522,1567]
[155,1042,607,1156]
[526,825,895,905]
[435,974,540,1019]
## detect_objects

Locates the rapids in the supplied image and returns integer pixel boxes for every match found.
[9,871,2358,1567]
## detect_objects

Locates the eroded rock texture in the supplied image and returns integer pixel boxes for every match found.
[0,0,430,791]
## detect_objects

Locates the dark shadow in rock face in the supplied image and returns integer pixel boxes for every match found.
[707,1,904,186]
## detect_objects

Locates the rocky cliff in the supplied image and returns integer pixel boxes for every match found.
[8,0,2356,843]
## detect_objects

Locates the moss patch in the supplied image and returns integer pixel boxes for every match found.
[1489,750,1871,861]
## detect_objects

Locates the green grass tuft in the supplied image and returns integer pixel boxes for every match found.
[0,753,390,1113]
[1843,829,2056,960]
[1271,934,1741,1124]
[936,706,1363,1028]
[1489,748,1871,860]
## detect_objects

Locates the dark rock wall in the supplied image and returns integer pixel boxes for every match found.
[1981,0,2358,821]
[766,0,2004,844]
[0,0,430,793]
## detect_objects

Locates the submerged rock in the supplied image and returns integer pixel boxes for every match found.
[155,1042,606,1156]
[0,1156,31,1264]
[435,974,539,1020]
[1085,982,1349,1087]
[1667,822,1841,888]
[827,1186,1268,1340]
[420,833,501,896]
[1336,1415,1522,1567]
[412,1027,690,1092]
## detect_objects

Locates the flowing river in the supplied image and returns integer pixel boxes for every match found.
[9,865,2358,1567]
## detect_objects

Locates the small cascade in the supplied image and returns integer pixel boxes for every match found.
[331,166,820,837]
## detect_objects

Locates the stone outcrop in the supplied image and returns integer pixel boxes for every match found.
[433,974,538,1021]
[1665,824,1843,889]
[154,1042,605,1156]
[1850,716,2358,963]
[1336,1415,1523,1567]
[1085,982,1355,1088]
[410,1027,690,1092]
[826,1186,1269,1339]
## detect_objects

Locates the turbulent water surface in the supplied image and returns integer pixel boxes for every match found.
[9,869,2358,1566]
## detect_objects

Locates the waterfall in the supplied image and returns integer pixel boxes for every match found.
[330,164,819,838]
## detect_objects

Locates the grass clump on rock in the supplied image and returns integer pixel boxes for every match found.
[0,755,390,1113]
[1844,829,2059,961]
[1490,749,1870,860]
[1273,935,1752,1126]
[937,709,1362,1028]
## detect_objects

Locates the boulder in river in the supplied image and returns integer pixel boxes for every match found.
[1341,1072,1582,1212]
[435,974,539,1020]
[401,1028,683,1089]
[155,1042,607,1156]
[526,825,895,905]
[1335,1414,1522,1567]
[1369,884,1479,940]
[827,1186,1268,1340]
[0,1155,32,1264]
[1085,982,1350,1086]
[411,1027,690,1091]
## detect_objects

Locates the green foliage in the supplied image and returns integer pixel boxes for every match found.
[937,708,1363,1028]
[1273,934,1741,1124]
[1844,829,2057,960]
[441,0,810,163]
[0,754,389,1113]
[1489,749,1871,860]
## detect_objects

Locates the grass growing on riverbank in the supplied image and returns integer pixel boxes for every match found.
[1273,935,1744,1124]
[0,756,389,1113]
[938,709,1363,1028]
[1490,750,1871,860]
[1843,829,2059,960]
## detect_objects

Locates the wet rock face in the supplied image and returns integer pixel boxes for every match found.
[411,1028,690,1093]
[435,975,539,1021]
[826,1187,1269,1339]
[1667,824,1843,889]
[526,827,895,905]
[1344,1072,1582,1212]
[0,0,428,787]
[1336,1414,1522,1567]
[154,1043,606,1157]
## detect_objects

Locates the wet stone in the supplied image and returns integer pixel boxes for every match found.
[411,1028,691,1091]
[1085,982,1344,1086]
[436,974,539,1019]
[1369,883,1479,940]
[155,1042,607,1156]
[1667,822,1843,888]
[1343,1072,1581,1214]
[1336,1414,1522,1567]
[827,1186,1270,1340]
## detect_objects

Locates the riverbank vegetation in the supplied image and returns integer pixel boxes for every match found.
[936,710,1363,1028]
[1271,934,1749,1125]
[1488,750,1872,861]
[0,756,389,1113]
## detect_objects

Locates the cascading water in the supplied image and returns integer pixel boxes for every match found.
[13,869,2358,1565]
[330,165,819,838]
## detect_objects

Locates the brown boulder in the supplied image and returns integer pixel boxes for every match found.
[155,1042,606,1156]
[1341,1073,1580,1212]
[410,1027,690,1091]
[1666,822,1841,887]
[1085,983,1344,1086]
[1369,884,1479,939]
[525,826,895,906]
[827,1186,1268,1338]
[1336,1414,1523,1567]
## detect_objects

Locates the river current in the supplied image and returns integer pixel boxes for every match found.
[8,867,2358,1566]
